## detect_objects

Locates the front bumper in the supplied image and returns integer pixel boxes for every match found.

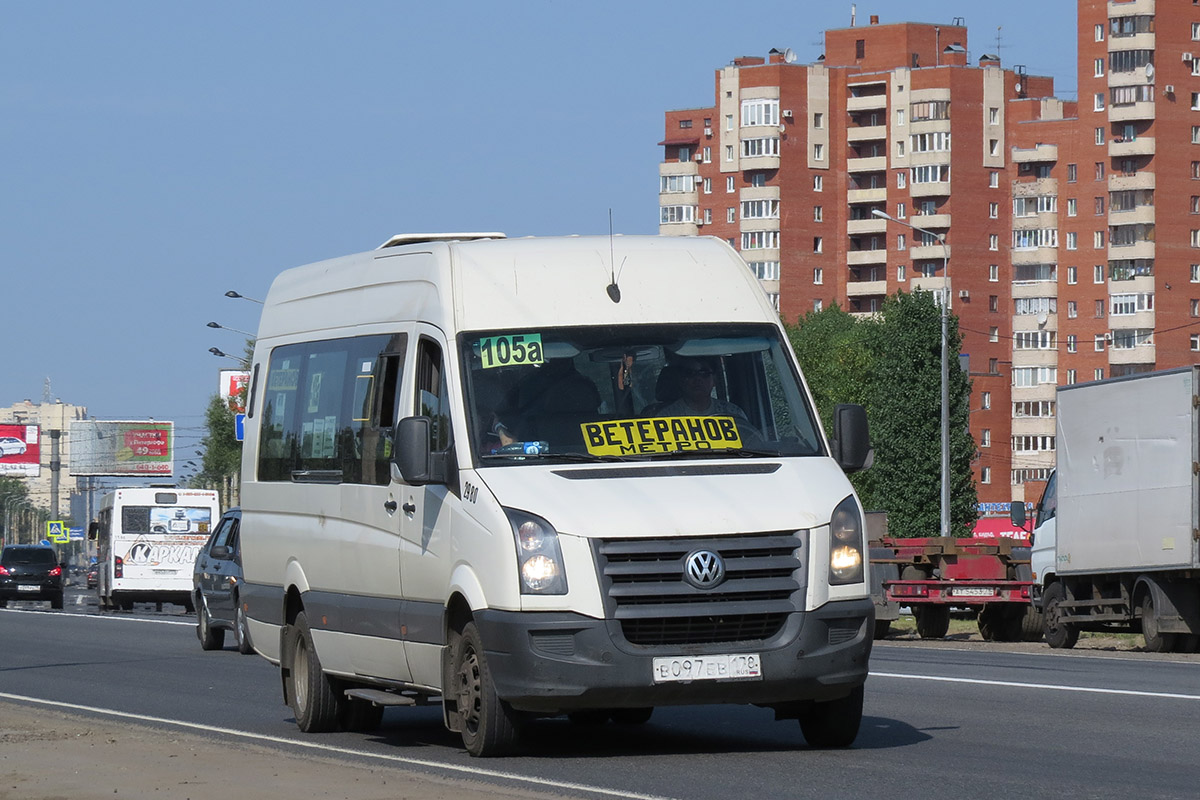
[476,598,873,714]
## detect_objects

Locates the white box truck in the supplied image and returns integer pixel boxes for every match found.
[238,233,875,756]
[1014,367,1200,652]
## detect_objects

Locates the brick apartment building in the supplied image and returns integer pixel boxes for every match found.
[658,0,1200,513]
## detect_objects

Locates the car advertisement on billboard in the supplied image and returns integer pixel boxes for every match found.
[0,424,40,477]
[68,420,174,476]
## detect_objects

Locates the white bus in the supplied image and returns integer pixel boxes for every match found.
[90,487,220,611]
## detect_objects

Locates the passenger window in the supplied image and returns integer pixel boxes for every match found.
[257,333,407,484]
[416,339,453,452]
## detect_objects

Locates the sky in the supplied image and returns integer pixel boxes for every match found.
[1,1,1080,469]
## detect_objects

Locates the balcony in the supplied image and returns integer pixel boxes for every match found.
[847,249,888,265]
[1012,144,1058,164]
[1109,136,1155,157]
[1013,212,1058,230]
[1109,343,1156,365]
[909,213,950,229]
[1012,312,1057,331]
[910,276,949,296]
[847,187,888,203]
[1013,248,1058,265]
[659,221,699,236]
[741,154,781,171]
[1109,101,1155,123]
[1011,416,1057,438]
[846,217,888,235]
[846,155,887,173]
[1011,349,1058,369]
[1108,171,1155,192]
[1013,281,1057,299]
[910,181,951,198]
[1108,240,1155,260]
[910,243,950,261]
[1013,178,1058,197]
[1110,204,1155,225]
[659,161,699,178]
[739,185,780,202]
[847,94,887,111]
[846,279,888,297]
[847,125,887,142]
[1107,32,1155,52]
[1107,0,1154,17]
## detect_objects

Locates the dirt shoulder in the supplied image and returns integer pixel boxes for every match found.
[0,701,570,800]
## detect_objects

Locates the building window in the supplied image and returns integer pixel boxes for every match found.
[1193,22,1200,40]
[702,146,711,163]
[1068,300,1078,318]
[1193,93,1200,111]
[678,147,691,163]
[813,143,824,161]
[989,172,999,188]
[897,171,907,189]
[1095,196,1105,215]
[1193,264,1200,282]
[1068,164,1078,183]
[1192,334,1200,352]
[1095,127,1105,145]
[1094,93,1105,111]
[726,114,734,131]
[741,230,779,249]
[1194,162,1200,180]
[981,467,991,484]
[981,429,992,447]
[1067,335,1077,353]
[1094,231,1105,249]
[740,98,780,127]
[725,145,734,162]
[1095,334,1106,352]
[896,140,906,157]
[989,295,999,312]
[813,205,823,222]
[989,202,998,219]
[727,207,736,223]
[660,205,696,224]
[727,176,735,193]
[989,327,999,343]
[1096,299,1106,317]
[813,236,823,253]
[1067,266,1077,284]
[1095,162,1105,181]
[1193,230,1200,248]
[1094,59,1105,78]
[1066,198,1077,217]
[813,112,824,129]
[814,267,823,284]
[703,177,712,194]
[703,208,712,224]
[741,199,780,219]
[989,139,999,156]
[1096,23,1105,41]
[989,264,999,281]
[743,137,781,158]
[856,38,865,59]
[897,202,907,219]
[1095,369,1104,381]
[813,298,823,313]
[1094,265,1105,283]
[1066,233,1078,250]
[989,107,999,125]
[897,233,906,251]
[989,234,999,251]
[1192,299,1199,317]
[748,261,780,280]
[897,264,907,281]
[897,108,905,126]
[981,391,991,410]
[813,175,823,192]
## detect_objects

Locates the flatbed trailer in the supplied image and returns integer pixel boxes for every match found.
[871,535,1040,641]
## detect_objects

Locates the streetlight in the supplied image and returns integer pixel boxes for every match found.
[209,347,249,366]
[871,208,951,538]
[207,321,256,338]
[225,290,263,304]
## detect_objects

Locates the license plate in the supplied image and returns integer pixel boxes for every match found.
[652,653,762,683]
[17,584,40,592]
[951,587,994,597]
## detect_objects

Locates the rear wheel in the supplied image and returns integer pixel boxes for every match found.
[1140,592,1178,653]
[287,611,343,732]
[914,605,950,639]
[873,619,892,640]
[1042,582,1078,649]
[197,597,225,651]
[50,592,64,610]
[234,598,254,655]
[978,604,1023,642]
[798,685,864,748]
[452,621,520,757]
[1019,605,1045,642]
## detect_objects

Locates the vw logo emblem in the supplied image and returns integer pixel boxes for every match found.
[684,549,725,589]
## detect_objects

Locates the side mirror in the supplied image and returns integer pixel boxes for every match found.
[87,521,99,541]
[1009,500,1026,528]
[831,404,871,473]
[396,416,438,485]
[209,545,231,560]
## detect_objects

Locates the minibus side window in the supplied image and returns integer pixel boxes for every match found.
[416,339,453,453]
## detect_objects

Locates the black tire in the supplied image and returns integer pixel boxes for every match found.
[873,619,892,640]
[234,598,254,655]
[0,597,7,608]
[798,684,864,748]
[978,605,1023,642]
[611,707,654,725]
[341,697,385,732]
[451,621,520,757]
[51,593,64,610]
[197,597,225,651]
[977,605,999,641]
[914,605,950,639]
[1042,582,1078,649]
[287,611,343,732]
[1140,592,1178,653]
[1019,605,1045,642]
[567,709,610,725]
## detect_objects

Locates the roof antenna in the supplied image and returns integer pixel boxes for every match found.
[606,209,622,303]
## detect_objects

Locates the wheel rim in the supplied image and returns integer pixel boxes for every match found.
[456,642,483,736]
[236,605,247,645]
[293,635,310,713]
[199,599,210,637]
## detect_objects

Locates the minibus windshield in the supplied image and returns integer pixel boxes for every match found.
[459,323,826,464]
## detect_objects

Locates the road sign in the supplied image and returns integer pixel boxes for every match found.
[68,526,84,541]
[46,520,68,543]
[235,413,246,442]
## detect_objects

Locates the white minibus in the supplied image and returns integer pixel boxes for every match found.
[239,234,873,756]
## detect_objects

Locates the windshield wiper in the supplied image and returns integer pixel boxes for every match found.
[641,447,782,460]
[480,450,631,463]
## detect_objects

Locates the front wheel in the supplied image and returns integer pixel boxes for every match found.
[234,599,254,655]
[452,621,520,757]
[197,596,225,651]
[1042,582,1078,649]
[287,611,343,732]
[798,685,864,748]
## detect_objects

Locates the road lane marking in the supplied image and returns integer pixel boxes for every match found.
[0,607,194,625]
[871,671,1200,701]
[0,692,678,800]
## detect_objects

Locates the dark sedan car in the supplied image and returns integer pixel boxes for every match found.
[192,507,253,654]
[0,545,64,609]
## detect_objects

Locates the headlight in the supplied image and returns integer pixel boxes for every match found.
[829,495,864,585]
[506,509,568,595]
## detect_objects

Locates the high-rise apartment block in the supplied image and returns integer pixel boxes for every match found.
[658,1,1199,511]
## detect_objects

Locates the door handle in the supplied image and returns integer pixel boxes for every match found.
[384,499,398,513]
[402,502,416,514]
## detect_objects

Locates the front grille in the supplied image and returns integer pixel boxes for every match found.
[596,531,804,646]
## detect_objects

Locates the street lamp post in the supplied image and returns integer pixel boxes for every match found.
[206,321,256,338]
[225,290,263,305]
[871,208,952,538]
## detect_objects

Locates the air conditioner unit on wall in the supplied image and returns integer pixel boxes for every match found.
[782,109,793,118]
[958,289,970,299]
[1165,84,1176,94]
[1183,52,1194,62]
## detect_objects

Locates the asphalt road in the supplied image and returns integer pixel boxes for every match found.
[2,594,1199,800]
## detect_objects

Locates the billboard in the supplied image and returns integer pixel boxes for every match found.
[0,424,40,477]
[69,420,174,476]
[219,369,251,413]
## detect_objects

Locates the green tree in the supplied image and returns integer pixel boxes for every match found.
[195,393,243,502]
[867,291,976,537]
[0,476,32,543]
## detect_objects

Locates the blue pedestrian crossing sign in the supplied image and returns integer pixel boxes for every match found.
[46,520,68,544]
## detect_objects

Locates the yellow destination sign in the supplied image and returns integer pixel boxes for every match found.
[582,416,743,456]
